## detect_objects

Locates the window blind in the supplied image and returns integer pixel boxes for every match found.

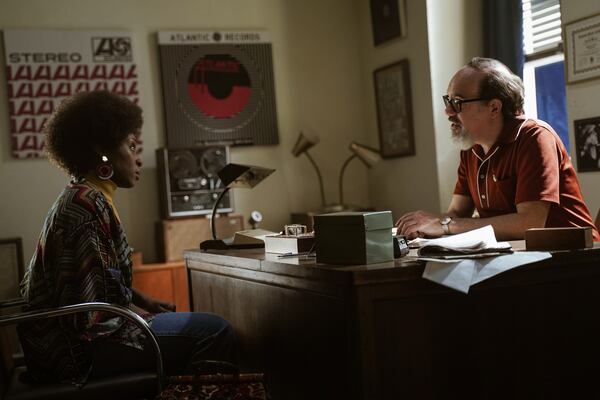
[522,0,562,55]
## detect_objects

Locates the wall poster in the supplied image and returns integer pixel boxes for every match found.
[158,31,279,148]
[2,29,139,158]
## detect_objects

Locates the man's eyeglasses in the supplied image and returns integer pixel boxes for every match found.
[443,95,488,113]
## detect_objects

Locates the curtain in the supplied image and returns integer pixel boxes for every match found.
[483,0,524,78]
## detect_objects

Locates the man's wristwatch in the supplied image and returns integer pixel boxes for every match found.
[440,216,452,235]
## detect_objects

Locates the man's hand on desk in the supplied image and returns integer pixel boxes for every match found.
[395,210,445,240]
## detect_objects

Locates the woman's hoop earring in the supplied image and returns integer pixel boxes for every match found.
[96,155,114,180]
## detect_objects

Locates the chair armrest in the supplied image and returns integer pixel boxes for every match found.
[0,301,164,392]
[0,298,26,309]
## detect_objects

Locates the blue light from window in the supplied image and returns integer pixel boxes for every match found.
[534,61,569,151]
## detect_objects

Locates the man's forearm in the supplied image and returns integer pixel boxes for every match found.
[448,213,543,240]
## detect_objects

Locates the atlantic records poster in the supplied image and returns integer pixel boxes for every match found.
[2,29,139,158]
[158,31,279,147]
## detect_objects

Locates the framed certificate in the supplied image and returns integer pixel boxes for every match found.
[564,13,600,84]
[0,238,24,301]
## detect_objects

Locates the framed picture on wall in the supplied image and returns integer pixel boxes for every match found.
[0,238,24,302]
[573,116,600,172]
[564,12,600,84]
[373,59,415,158]
[369,0,407,46]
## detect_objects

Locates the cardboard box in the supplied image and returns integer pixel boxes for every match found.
[525,227,593,251]
[157,215,244,261]
[313,211,393,265]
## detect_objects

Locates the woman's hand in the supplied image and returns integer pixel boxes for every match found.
[144,298,176,313]
[132,288,176,313]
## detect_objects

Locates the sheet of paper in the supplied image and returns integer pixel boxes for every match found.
[418,225,510,253]
[422,259,476,293]
[470,251,552,285]
[422,251,552,293]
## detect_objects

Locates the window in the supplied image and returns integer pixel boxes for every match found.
[522,0,562,55]
[521,0,569,150]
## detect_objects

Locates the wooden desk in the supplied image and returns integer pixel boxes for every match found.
[185,245,600,399]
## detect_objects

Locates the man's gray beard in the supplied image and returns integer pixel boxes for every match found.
[452,126,474,149]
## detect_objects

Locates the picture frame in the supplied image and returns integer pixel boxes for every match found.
[573,116,600,172]
[369,0,407,46]
[564,12,600,84]
[0,238,24,302]
[373,59,415,158]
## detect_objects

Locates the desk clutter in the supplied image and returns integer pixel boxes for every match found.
[525,226,593,251]
[313,211,394,265]
[264,233,315,255]
[412,225,552,293]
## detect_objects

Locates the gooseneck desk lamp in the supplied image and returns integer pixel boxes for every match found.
[200,163,275,251]
[335,141,381,211]
[291,129,327,207]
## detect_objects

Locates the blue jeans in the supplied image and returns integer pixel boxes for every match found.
[90,312,236,377]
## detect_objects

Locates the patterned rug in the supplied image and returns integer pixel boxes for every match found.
[156,373,267,400]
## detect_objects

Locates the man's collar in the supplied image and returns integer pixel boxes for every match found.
[496,115,527,145]
[471,116,526,158]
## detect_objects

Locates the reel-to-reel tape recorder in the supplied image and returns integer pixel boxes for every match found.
[156,146,233,218]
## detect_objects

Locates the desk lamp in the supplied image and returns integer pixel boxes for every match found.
[200,163,275,251]
[336,141,381,211]
[291,129,327,207]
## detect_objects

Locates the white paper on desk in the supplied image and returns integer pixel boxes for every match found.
[471,251,552,284]
[423,259,477,293]
[418,225,511,254]
[423,251,552,293]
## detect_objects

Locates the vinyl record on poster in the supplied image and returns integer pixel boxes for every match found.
[175,44,262,133]
[187,54,252,119]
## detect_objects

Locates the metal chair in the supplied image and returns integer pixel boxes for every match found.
[0,300,164,400]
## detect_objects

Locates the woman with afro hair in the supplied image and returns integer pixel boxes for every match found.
[19,90,236,385]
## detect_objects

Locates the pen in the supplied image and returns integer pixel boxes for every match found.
[277,252,315,258]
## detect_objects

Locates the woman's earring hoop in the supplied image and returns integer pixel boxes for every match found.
[96,155,114,180]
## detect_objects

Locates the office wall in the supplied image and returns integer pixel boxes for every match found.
[0,0,370,262]
[356,0,440,219]
[356,0,483,218]
[562,2,600,216]
[427,0,483,211]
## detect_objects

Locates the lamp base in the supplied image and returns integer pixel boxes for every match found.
[199,238,265,251]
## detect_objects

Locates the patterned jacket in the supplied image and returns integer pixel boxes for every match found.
[19,179,151,383]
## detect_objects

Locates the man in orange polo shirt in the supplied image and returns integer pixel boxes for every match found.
[396,57,599,241]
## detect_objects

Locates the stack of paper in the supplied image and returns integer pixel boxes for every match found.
[417,225,552,293]
[415,225,512,259]
[231,229,278,245]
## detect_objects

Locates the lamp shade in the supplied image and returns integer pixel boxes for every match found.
[349,141,381,168]
[291,129,320,157]
[218,163,275,189]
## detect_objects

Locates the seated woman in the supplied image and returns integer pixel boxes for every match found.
[19,90,236,384]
